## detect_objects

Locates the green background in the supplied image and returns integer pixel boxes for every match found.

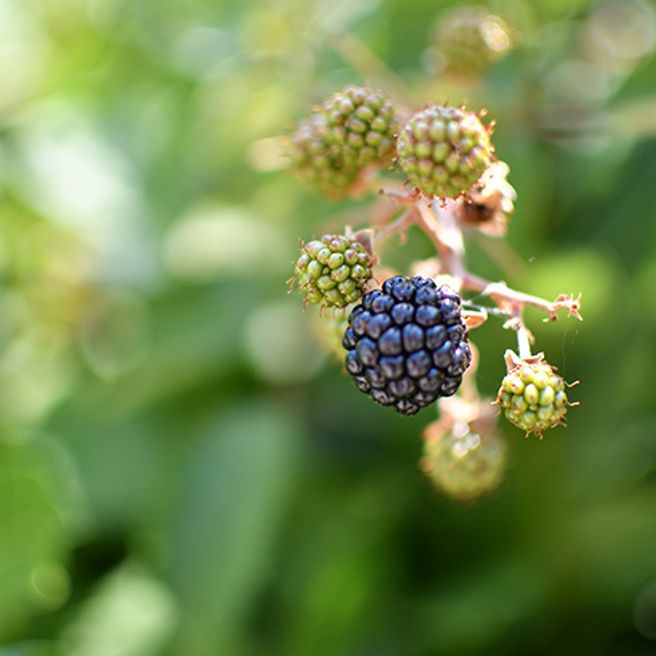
[0,0,655,654]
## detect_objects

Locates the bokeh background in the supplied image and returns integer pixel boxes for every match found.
[1,0,656,654]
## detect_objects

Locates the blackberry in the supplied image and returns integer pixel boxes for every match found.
[496,353,570,437]
[342,275,472,415]
[293,234,372,309]
[433,5,512,78]
[290,86,398,199]
[396,104,493,199]
[321,86,398,170]
[422,421,506,501]
[289,114,358,199]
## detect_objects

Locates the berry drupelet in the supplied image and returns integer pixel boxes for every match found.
[342,275,472,415]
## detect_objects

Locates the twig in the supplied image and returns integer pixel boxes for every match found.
[462,275,582,321]
[415,200,467,282]
[378,189,583,324]
[374,208,417,245]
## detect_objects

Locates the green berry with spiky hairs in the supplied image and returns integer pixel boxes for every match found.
[422,426,506,501]
[396,104,493,198]
[434,6,513,78]
[292,234,372,309]
[289,86,398,199]
[289,115,359,199]
[497,357,570,437]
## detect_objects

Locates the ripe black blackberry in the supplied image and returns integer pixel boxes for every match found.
[342,276,472,415]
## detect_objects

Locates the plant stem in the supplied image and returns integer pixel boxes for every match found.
[376,189,582,322]
[374,208,416,244]
[516,322,533,359]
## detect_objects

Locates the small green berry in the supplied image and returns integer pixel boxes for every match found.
[496,355,571,437]
[311,308,350,362]
[396,104,494,198]
[433,5,513,78]
[289,86,399,199]
[422,421,506,501]
[292,234,372,309]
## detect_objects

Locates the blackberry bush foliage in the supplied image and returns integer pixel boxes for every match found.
[284,8,582,500]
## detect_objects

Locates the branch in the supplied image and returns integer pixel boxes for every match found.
[377,189,583,324]
[463,275,582,322]
[374,208,416,245]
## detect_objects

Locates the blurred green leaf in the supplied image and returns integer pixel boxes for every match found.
[166,402,301,656]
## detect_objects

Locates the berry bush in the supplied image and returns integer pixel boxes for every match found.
[287,62,584,500]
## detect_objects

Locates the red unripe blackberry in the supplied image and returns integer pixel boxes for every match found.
[396,104,493,199]
[342,276,472,415]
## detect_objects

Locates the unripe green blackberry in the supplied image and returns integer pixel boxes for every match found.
[422,420,506,501]
[290,86,398,199]
[292,234,372,309]
[434,6,513,77]
[321,86,398,169]
[289,115,359,199]
[396,105,494,199]
[497,354,570,437]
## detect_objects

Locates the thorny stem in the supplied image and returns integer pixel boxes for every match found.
[374,208,416,245]
[376,188,583,324]
[415,200,467,282]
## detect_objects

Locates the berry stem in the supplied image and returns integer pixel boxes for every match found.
[462,275,582,321]
[515,321,533,359]
[374,208,417,244]
[376,188,582,322]
[415,200,467,283]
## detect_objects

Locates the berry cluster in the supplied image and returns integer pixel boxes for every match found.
[342,276,472,415]
[285,20,581,499]
[422,420,506,501]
